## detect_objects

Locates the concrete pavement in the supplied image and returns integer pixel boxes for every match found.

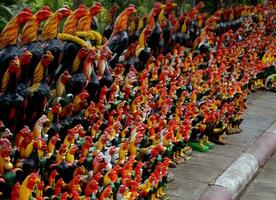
[166,91,276,200]
[240,152,276,200]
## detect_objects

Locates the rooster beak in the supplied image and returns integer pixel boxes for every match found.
[0,121,5,128]
[49,56,54,62]
[172,3,177,7]
[80,176,85,181]
[44,115,50,122]
[15,57,20,67]
[26,51,32,57]
[68,9,73,15]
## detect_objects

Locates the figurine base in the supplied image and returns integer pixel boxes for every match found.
[164,172,175,183]
[184,146,193,156]
[175,157,186,165]
[210,137,227,145]
[188,142,209,152]
[204,140,215,149]
[226,128,240,135]
[168,160,177,168]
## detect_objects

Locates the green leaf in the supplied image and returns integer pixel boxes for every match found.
[0,4,13,20]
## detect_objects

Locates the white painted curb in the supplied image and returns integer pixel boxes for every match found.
[266,122,276,135]
[200,121,276,200]
[214,153,259,199]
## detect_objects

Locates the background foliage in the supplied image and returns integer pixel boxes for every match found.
[0,0,264,32]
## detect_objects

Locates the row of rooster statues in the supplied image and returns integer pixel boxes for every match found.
[0,0,275,199]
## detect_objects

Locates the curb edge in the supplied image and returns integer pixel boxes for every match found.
[198,121,276,200]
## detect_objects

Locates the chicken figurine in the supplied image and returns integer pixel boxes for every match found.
[0,9,33,81]
[107,5,137,67]
[0,57,24,131]
[19,172,40,200]
[20,6,52,46]
[27,51,54,125]
[0,138,14,181]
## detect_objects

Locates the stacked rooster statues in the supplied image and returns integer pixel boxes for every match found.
[0,1,275,199]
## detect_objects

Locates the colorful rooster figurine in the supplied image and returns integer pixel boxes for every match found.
[27,51,54,124]
[42,6,72,41]
[92,152,107,174]
[66,144,78,164]
[100,185,113,200]
[19,172,40,200]
[0,138,14,177]
[0,56,23,130]
[107,5,137,67]
[63,5,87,35]
[0,9,33,48]
[85,178,98,198]
[20,6,53,46]
[77,3,102,32]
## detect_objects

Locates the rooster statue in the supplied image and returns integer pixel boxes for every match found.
[26,51,54,125]
[158,2,177,54]
[107,5,137,68]
[147,2,165,57]
[15,49,33,130]
[134,25,153,71]
[52,4,87,80]
[20,6,53,80]
[0,9,33,83]
[41,6,72,83]
[77,2,102,32]
[19,172,40,200]
[0,57,23,131]
[103,4,120,40]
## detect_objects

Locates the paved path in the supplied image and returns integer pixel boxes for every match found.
[167,91,276,200]
[240,152,276,200]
